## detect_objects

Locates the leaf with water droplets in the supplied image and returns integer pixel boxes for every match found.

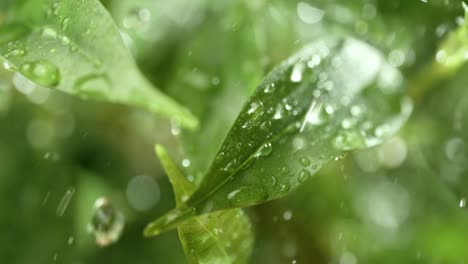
[154,145,254,264]
[0,0,197,128]
[145,37,412,236]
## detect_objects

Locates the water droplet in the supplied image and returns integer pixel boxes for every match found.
[20,60,60,87]
[89,197,125,247]
[67,236,74,245]
[298,169,311,183]
[56,186,75,216]
[2,60,17,71]
[299,157,311,166]
[301,100,324,131]
[42,27,58,39]
[292,137,306,150]
[247,102,262,115]
[61,36,71,45]
[61,18,70,31]
[227,189,241,200]
[459,198,466,208]
[256,142,273,157]
[290,63,304,82]
[123,7,151,32]
[4,48,25,58]
[264,83,276,93]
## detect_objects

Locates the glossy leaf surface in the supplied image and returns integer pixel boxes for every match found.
[155,145,253,264]
[0,0,197,128]
[145,37,413,236]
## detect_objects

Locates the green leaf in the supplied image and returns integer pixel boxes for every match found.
[0,0,198,129]
[155,145,254,264]
[145,36,413,236]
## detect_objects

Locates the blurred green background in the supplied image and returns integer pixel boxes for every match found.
[1,0,468,263]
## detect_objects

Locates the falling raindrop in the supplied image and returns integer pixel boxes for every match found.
[88,197,125,247]
[56,186,75,216]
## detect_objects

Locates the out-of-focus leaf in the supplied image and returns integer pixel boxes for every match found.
[409,2,468,100]
[0,0,198,129]
[155,145,254,264]
[433,2,468,75]
[144,37,413,236]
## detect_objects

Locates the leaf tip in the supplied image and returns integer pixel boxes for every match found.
[154,144,167,159]
[143,222,162,238]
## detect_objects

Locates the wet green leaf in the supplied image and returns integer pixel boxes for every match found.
[0,0,198,128]
[145,37,413,236]
[155,145,254,264]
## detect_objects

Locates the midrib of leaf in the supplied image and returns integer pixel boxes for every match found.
[190,216,231,263]
[155,145,235,263]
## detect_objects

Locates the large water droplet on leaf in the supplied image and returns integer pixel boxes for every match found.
[20,60,60,87]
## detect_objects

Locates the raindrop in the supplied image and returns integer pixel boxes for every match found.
[459,198,466,208]
[4,48,25,58]
[290,63,304,83]
[42,27,58,39]
[56,186,75,216]
[89,197,125,247]
[61,36,71,45]
[61,18,70,31]
[2,60,17,71]
[299,157,311,167]
[67,236,74,245]
[20,60,60,87]
[292,137,306,150]
[256,142,273,157]
[123,7,151,32]
[264,83,276,93]
[298,169,311,183]
[227,189,241,200]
